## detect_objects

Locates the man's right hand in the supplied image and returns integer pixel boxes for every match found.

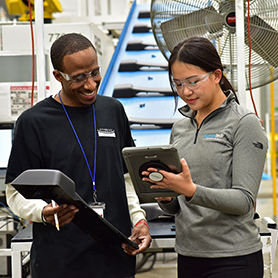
[42,203,79,227]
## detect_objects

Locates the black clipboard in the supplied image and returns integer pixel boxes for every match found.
[11,169,138,250]
[122,145,182,203]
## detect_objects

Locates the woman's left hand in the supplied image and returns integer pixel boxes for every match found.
[142,158,196,198]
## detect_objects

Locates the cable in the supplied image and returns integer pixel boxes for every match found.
[247,0,259,119]
[0,201,19,219]
[0,220,15,230]
[28,0,35,107]
[0,216,20,223]
[0,215,19,221]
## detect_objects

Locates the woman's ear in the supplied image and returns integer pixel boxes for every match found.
[53,70,62,82]
[213,69,222,84]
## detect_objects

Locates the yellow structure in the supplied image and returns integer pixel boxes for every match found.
[5,0,62,21]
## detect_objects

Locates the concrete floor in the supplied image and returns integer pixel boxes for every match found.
[136,253,177,278]
[135,178,278,278]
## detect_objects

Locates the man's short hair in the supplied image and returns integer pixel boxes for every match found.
[50,33,96,71]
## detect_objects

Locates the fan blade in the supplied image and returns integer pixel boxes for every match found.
[245,15,278,68]
[160,6,223,52]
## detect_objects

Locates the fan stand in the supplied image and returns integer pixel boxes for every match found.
[235,0,247,107]
[235,0,278,218]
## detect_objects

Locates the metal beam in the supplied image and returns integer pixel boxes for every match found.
[235,0,246,106]
[34,0,46,101]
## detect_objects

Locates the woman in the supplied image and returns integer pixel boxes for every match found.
[142,37,267,278]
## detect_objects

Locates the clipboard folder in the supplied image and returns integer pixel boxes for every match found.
[11,169,139,250]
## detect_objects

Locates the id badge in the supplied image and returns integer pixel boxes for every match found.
[88,202,106,218]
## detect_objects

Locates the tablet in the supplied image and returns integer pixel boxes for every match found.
[11,169,139,250]
[122,145,181,203]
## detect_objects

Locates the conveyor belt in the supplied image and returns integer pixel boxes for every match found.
[98,2,183,147]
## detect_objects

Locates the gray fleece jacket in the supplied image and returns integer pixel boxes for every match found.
[159,92,268,258]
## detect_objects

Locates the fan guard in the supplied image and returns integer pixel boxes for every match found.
[150,0,278,91]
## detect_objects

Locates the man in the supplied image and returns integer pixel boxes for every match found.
[5,33,151,278]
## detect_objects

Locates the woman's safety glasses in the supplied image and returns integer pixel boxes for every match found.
[171,71,212,92]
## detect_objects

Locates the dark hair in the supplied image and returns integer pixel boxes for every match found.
[50,33,96,72]
[168,36,239,110]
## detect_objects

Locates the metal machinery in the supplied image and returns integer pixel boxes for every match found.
[5,0,62,22]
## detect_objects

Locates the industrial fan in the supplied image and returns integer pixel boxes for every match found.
[150,0,278,91]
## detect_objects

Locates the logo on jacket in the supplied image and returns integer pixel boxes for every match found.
[253,141,263,149]
[203,133,224,140]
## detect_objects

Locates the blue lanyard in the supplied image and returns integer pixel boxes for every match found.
[58,92,98,201]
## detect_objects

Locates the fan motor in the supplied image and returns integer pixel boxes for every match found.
[219,0,236,32]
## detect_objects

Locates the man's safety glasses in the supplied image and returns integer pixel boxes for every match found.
[58,66,101,84]
[171,71,212,91]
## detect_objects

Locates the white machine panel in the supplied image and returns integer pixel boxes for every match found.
[1,22,114,122]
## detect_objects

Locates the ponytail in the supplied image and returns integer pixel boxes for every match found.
[221,75,239,104]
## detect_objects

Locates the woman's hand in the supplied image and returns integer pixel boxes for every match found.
[142,158,196,198]
[155,197,173,203]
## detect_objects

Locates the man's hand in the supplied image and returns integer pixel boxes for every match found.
[122,220,152,256]
[42,202,79,228]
